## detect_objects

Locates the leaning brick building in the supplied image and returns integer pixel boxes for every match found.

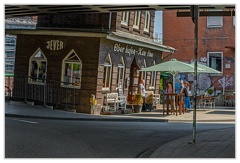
[7,12,175,113]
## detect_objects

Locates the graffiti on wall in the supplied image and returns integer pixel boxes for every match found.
[224,56,235,63]
[218,75,234,88]
[200,57,207,63]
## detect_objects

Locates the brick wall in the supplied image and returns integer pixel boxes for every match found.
[162,10,235,91]
[37,13,115,31]
[14,35,100,113]
[115,11,155,38]
[37,11,155,39]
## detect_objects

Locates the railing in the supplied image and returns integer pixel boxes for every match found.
[5,75,79,110]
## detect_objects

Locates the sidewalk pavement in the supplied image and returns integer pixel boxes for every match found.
[150,127,235,158]
[5,101,235,158]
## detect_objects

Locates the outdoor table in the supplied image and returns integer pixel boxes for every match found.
[162,93,184,116]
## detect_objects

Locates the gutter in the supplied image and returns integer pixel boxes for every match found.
[107,31,176,53]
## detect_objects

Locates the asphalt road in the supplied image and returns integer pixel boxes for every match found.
[5,117,235,158]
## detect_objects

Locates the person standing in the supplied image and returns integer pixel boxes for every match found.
[138,79,148,111]
[178,79,185,112]
[179,79,184,94]
[184,81,191,111]
[166,82,173,93]
[166,81,174,110]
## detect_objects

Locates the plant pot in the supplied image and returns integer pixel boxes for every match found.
[133,105,142,113]
[146,104,153,111]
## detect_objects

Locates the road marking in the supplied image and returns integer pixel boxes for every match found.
[12,119,39,124]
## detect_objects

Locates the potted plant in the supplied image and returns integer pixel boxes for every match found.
[207,88,214,96]
[145,93,154,111]
[132,94,143,113]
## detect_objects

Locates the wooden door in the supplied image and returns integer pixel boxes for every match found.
[128,59,141,102]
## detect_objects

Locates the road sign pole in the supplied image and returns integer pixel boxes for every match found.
[191,5,199,144]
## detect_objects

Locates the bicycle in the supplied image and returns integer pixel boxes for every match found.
[5,86,11,102]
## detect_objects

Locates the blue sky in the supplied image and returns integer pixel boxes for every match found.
[154,11,162,34]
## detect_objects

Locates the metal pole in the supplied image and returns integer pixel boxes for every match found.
[192,5,199,144]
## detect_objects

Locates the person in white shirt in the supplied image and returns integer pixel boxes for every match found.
[138,79,149,111]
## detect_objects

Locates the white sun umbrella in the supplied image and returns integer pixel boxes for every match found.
[140,58,207,92]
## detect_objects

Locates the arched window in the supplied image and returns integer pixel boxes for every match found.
[149,60,156,89]
[28,48,47,83]
[62,49,82,88]
[141,59,147,81]
[117,56,125,88]
[103,54,112,90]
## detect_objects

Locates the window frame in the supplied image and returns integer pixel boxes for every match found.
[207,52,223,76]
[117,56,125,89]
[144,11,151,32]
[61,49,82,89]
[207,10,223,28]
[149,61,156,89]
[133,11,141,29]
[28,48,47,84]
[141,59,147,81]
[121,12,129,26]
[102,54,112,91]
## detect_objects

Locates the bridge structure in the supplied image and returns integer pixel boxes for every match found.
[5,5,235,18]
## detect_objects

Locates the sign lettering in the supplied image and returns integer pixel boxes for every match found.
[46,40,64,51]
[113,43,154,57]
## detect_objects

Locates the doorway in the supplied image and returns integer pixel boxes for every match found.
[128,58,142,101]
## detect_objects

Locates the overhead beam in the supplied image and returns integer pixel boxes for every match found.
[177,10,235,17]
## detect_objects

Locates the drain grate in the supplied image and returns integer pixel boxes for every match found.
[203,140,221,142]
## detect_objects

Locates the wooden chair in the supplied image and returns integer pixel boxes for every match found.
[196,95,204,108]
[202,96,215,108]
[224,95,231,106]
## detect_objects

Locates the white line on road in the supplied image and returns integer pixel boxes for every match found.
[12,119,39,124]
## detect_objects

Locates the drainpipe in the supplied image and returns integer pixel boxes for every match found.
[108,12,112,32]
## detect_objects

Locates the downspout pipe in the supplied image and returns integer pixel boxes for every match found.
[108,12,112,33]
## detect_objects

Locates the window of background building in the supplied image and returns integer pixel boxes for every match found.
[133,11,141,29]
[28,48,47,83]
[117,57,125,88]
[121,12,129,26]
[103,54,112,90]
[5,35,16,73]
[144,11,150,32]
[207,10,223,28]
[62,50,82,88]
[207,52,223,73]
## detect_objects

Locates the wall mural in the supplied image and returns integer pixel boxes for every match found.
[198,74,211,90]
[200,57,207,63]
[224,56,235,63]
[174,74,186,93]
[218,75,234,88]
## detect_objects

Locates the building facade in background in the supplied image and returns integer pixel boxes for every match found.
[162,10,235,95]
[5,17,37,74]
